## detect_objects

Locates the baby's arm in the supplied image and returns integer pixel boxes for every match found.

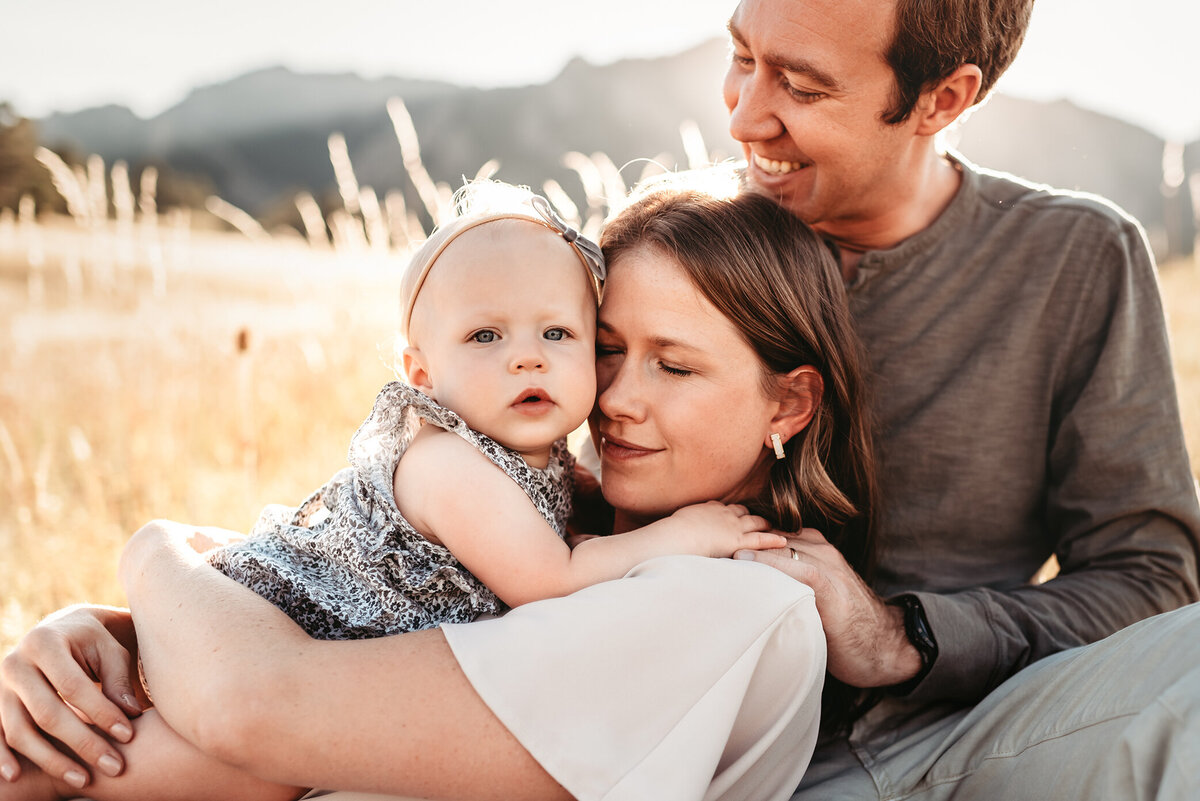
[0,707,302,801]
[395,430,786,608]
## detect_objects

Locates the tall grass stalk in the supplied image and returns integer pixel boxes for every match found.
[205,196,267,240]
[328,133,363,217]
[387,97,446,228]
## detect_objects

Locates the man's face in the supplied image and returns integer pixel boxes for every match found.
[723,0,925,238]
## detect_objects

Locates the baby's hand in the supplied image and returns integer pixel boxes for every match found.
[665,501,788,557]
[184,526,244,553]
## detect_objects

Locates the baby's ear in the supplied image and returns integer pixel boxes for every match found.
[402,346,435,394]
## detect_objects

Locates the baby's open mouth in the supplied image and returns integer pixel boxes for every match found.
[515,389,550,404]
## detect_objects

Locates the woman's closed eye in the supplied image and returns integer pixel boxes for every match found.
[658,361,693,377]
[596,342,623,359]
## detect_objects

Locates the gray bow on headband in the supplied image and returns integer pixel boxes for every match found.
[530,195,607,282]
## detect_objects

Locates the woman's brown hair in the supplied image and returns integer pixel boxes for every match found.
[602,175,880,731]
[601,174,878,584]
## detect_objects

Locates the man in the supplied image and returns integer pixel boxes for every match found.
[726,0,1200,797]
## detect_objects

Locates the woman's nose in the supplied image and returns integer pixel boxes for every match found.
[724,64,784,146]
[596,360,645,422]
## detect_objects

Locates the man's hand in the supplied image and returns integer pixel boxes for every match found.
[0,605,145,789]
[736,528,923,688]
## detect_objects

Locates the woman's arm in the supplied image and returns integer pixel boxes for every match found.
[119,520,570,800]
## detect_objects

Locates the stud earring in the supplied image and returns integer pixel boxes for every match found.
[770,432,786,460]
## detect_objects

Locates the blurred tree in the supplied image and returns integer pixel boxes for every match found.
[0,102,67,213]
[0,103,219,220]
[136,160,216,212]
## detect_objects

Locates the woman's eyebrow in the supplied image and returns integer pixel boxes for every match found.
[650,335,704,354]
[727,20,844,92]
[596,322,700,353]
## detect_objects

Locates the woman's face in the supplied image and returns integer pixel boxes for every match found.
[590,244,781,527]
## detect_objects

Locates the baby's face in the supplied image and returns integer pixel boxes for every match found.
[407,220,597,468]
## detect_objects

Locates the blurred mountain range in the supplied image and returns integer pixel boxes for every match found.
[34,39,1198,260]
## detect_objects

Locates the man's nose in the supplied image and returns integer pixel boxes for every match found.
[725,65,783,145]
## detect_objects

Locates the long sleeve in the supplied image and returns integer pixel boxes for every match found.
[851,159,1200,705]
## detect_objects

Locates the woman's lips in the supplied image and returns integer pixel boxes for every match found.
[600,434,661,462]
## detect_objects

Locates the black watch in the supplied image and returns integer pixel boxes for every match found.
[886,594,938,696]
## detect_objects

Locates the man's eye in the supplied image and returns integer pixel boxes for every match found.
[783,81,824,103]
[471,330,497,343]
[544,328,568,341]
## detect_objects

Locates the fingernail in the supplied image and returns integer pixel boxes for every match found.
[121,693,142,712]
[64,770,87,789]
[1,764,15,782]
[99,754,122,777]
[111,722,133,742]
[733,550,755,560]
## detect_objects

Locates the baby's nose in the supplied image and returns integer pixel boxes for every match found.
[510,347,547,373]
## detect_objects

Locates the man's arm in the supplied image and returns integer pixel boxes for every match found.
[905,214,1200,703]
[0,606,144,786]
[742,206,1200,699]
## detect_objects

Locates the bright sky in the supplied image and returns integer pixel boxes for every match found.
[5,0,1198,141]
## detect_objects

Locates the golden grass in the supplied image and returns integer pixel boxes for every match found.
[1,220,406,649]
[1161,259,1200,474]
[1,225,1198,653]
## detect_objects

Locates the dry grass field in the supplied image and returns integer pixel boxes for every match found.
[1,214,1198,653]
[0,218,408,649]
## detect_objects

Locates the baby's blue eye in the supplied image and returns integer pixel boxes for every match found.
[544,328,567,341]
[471,330,497,343]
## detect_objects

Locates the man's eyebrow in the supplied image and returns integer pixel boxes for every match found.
[727,20,845,93]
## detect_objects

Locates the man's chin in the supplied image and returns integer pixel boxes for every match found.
[742,176,815,223]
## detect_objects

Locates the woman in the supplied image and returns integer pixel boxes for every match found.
[0,175,877,801]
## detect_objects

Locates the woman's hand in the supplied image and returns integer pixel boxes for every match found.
[0,605,145,788]
[736,528,922,688]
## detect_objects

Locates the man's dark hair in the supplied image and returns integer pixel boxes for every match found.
[882,0,1035,124]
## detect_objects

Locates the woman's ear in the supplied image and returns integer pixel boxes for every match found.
[402,346,435,395]
[765,365,823,449]
[913,63,982,136]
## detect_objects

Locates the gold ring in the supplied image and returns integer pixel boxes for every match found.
[789,547,799,561]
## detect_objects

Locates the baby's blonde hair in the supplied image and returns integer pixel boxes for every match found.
[399,181,604,345]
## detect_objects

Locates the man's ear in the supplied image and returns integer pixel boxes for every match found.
[764,365,823,449]
[402,346,435,395]
[913,63,983,136]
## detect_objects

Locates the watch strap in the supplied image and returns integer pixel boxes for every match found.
[886,593,938,696]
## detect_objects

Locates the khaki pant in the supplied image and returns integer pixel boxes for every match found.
[796,602,1200,800]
